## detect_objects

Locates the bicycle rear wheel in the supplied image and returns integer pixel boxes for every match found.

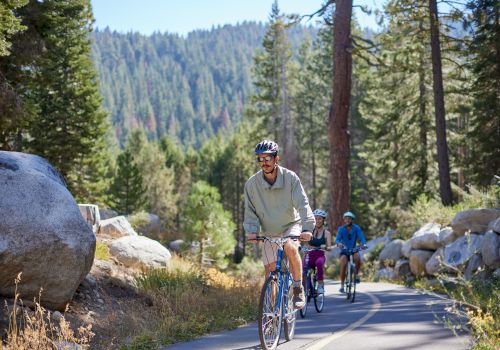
[299,271,310,318]
[314,278,324,312]
[351,270,357,303]
[283,281,297,341]
[258,275,282,350]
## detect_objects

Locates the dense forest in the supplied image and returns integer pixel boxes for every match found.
[91,23,317,147]
[0,0,498,260]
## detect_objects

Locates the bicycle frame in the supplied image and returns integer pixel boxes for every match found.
[257,236,298,350]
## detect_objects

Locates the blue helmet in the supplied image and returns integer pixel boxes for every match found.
[343,211,356,219]
[255,140,279,155]
[313,209,327,218]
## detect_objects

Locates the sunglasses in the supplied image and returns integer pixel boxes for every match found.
[256,155,274,163]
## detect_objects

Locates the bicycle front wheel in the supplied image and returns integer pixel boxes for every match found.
[283,281,297,341]
[346,264,352,300]
[351,270,357,303]
[299,271,310,318]
[314,278,324,312]
[258,275,282,350]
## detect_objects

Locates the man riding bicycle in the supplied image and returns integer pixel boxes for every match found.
[336,211,367,293]
[244,140,314,310]
[302,209,332,294]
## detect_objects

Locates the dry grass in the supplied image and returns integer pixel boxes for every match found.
[3,273,94,349]
[119,256,261,349]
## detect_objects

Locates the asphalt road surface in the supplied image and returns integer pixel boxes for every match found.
[163,281,470,350]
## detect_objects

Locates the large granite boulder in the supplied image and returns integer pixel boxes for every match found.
[0,152,95,310]
[409,250,434,277]
[480,231,500,269]
[99,216,138,238]
[410,223,441,250]
[108,235,171,269]
[379,239,404,265]
[443,233,483,269]
[451,209,500,235]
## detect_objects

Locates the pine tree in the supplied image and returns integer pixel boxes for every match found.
[28,0,108,200]
[0,0,27,56]
[110,148,145,215]
[248,0,298,172]
[467,0,500,185]
[182,180,236,267]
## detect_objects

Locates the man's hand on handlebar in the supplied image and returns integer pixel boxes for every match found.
[247,233,258,243]
[299,231,312,242]
[361,244,368,250]
[336,243,345,249]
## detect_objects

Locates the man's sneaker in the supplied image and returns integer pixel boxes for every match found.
[292,287,306,309]
[317,284,325,294]
[355,276,360,284]
[339,286,345,293]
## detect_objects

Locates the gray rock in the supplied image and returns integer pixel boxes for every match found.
[438,227,457,246]
[108,235,171,269]
[451,208,500,235]
[99,208,118,220]
[78,204,100,234]
[81,275,97,289]
[52,311,63,322]
[443,233,483,268]
[394,259,411,279]
[377,267,395,280]
[99,216,137,238]
[127,212,162,239]
[409,250,434,277]
[425,248,451,275]
[493,268,500,278]
[401,240,412,258]
[0,151,95,311]
[379,239,404,266]
[464,254,485,281]
[480,230,500,269]
[94,259,112,273]
[488,218,500,233]
[168,239,185,253]
[410,223,441,250]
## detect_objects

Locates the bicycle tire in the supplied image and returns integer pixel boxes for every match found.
[314,278,324,312]
[283,281,297,341]
[258,275,282,350]
[299,271,310,318]
[351,269,357,303]
[346,264,352,300]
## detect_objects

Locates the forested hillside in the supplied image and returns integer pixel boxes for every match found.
[91,23,317,147]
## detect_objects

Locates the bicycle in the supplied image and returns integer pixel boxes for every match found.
[341,246,363,303]
[299,246,325,318]
[255,236,298,350]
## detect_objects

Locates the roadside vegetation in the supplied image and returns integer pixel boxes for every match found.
[121,256,261,350]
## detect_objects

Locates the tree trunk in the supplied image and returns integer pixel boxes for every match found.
[429,0,453,205]
[417,28,428,196]
[328,0,353,230]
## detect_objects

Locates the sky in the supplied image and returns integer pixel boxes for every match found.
[90,0,386,36]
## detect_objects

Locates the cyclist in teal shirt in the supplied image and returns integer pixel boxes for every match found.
[335,211,367,293]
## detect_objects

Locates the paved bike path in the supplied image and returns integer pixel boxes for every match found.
[162,281,470,350]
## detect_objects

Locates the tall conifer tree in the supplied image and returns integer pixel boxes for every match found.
[28,0,108,200]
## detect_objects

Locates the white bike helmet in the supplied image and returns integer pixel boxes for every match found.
[313,209,327,218]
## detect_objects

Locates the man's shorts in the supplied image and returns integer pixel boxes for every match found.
[262,224,301,266]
